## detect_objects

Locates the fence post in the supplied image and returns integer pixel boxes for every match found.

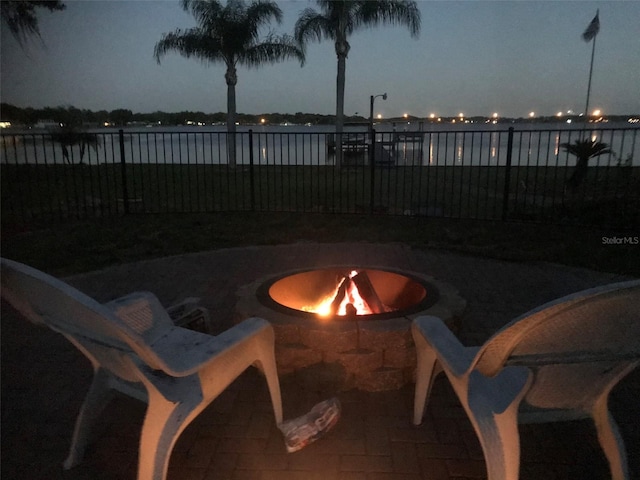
[501,126,514,221]
[118,129,129,214]
[370,129,376,213]
[249,129,255,211]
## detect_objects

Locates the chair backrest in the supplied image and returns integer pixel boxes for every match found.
[472,280,640,410]
[1,258,172,379]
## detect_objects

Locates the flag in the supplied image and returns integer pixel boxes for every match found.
[582,10,600,42]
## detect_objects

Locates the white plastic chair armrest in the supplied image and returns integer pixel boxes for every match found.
[413,315,477,378]
[145,317,273,377]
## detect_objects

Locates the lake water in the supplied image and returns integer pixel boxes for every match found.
[1,121,638,167]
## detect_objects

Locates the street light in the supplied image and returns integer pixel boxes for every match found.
[369,93,387,133]
[369,93,387,167]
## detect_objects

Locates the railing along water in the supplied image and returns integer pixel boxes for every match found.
[1,124,638,228]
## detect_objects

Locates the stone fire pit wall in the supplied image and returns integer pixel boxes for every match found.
[235,271,466,392]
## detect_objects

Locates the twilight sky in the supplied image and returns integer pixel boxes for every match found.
[1,0,639,119]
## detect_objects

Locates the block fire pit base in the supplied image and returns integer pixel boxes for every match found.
[235,268,466,392]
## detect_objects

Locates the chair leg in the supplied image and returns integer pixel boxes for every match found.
[470,406,521,480]
[253,333,283,425]
[137,391,202,480]
[261,358,283,426]
[592,394,630,480]
[63,368,114,469]
[413,336,439,425]
[464,369,530,480]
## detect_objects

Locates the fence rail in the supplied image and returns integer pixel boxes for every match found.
[1,126,638,228]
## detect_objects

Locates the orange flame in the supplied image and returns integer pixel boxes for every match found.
[302,270,374,318]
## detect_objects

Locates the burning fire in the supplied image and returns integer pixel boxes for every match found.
[302,270,385,317]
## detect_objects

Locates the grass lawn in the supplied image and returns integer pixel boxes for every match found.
[1,212,638,277]
[3,163,638,226]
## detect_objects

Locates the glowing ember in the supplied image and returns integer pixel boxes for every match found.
[302,270,379,317]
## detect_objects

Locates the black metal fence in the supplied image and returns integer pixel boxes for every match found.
[1,125,638,228]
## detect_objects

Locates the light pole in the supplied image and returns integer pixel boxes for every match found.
[369,93,387,134]
[369,93,387,166]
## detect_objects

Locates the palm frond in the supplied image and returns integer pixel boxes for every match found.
[181,0,224,32]
[1,0,65,46]
[561,139,612,161]
[154,28,224,64]
[240,34,305,67]
[245,0,283,41]
[294,9,336,45]
[315,0,335,11]
[355,0,421,38]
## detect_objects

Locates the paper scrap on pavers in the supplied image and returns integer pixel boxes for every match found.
[278,397,341,453]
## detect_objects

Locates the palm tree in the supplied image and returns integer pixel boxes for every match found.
[51,126,100,165]
[561,138,612,190]
[154,0,304,166]
[295,0,420,166]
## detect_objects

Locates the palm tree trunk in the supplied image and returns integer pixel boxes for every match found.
[567,156,589,191]
[61,144,71,165]
[226,65,238,167]
[335,52,347,169]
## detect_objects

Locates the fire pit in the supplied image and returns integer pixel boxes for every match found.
[262,268,438,320]
[235,266,466,391]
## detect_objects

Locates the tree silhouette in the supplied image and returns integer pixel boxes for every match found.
[561,138,612,190]
[154,0,304,166]
[109,109,134,127]
[295,0,420,166]
[51,126,100,165]
[46,107,100,165]
[1,0,65,47]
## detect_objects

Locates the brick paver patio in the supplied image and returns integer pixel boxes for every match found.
[2,243,638,479]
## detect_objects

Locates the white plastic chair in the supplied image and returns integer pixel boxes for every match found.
[412,280,640,480]
[1,258,283,480]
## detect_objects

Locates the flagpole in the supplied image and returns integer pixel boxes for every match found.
[582,9,599,123]
[584,33,597,120]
